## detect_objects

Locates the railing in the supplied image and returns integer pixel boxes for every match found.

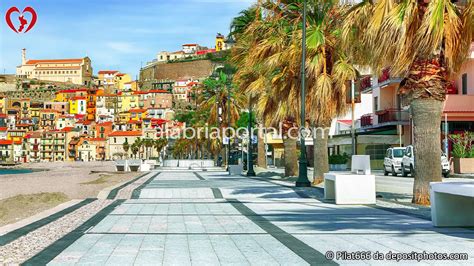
[360,114,373,127]
[376,109,409,124]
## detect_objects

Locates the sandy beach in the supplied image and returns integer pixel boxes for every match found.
[0,161,140,200]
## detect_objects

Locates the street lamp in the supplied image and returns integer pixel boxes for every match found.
[226,77,231,173]
[295,0,311,187]
[246,96,256,176]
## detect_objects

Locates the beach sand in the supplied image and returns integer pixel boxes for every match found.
[0,161,140,200]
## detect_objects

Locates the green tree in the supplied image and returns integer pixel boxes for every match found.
[343,0,474,204]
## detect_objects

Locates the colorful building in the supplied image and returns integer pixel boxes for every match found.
[69,96,87,115]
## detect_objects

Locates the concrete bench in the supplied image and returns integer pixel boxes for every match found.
[229,164,243,175]
[351,155,371,175]
[128,159,142,172]
[324,173,376,204]
[115,160,128,172]
[430,182,474,227]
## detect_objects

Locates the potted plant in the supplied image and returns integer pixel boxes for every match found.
[329,153,349,171]
[450,132,474,174]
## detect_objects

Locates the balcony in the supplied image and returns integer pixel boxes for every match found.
[360,114,373,127]
[376,109,409,124]
[361,109,409,129]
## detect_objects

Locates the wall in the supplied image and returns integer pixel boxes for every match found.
[454,59,474,95]
[140,60,215,88]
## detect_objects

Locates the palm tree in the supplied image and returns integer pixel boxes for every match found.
[232,1,356,179]
[343,0,473,204]
[132,138,142,159]
[154,138,168,162]
[122,139,130,158]
[143,138,154,159]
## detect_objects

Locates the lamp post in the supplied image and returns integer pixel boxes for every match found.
[226,78,231,173]
[296,0,311,187]
[246,96,256,176]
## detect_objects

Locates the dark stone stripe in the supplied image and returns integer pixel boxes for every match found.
[369,205,431,221]
[131,172,161,199]
[228,199,338,266]
[250,177,314,199]
[0,198,96,246]
[211,188,223,199]
[107,172,149,199]
[193,172,205,180]
[22,200,125,266]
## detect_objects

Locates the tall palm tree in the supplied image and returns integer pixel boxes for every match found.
[154,138,168,162]
[200,71,245,128]
[343,0,473,204]
[232,1,356,179]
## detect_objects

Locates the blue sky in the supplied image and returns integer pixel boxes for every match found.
[0,0,254,78]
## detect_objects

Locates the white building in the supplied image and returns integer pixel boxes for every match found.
[16,49,93,85]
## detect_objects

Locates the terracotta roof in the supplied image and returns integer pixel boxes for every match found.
[443,95,474,113]
[97,121,113,126]
[62,127,75,132]
[0,127,8,131]
[0,114,8,118]
[98,70,119,75]
[128,120,142,124]
[129,109,147,113]
[109,131,142,137]
[86,137,106,142]
[148,89,169,94]
[337,120,352,125]
[26,58,83,65]
[183,44,198,46]
[116,73,126,77]
[39,109,60,113]
[35,66,81,70]
[57,88,88,94]
[70,96,86,101]
[0,139,13,145]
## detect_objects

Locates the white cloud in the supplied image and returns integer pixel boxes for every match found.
[106,42,144,54]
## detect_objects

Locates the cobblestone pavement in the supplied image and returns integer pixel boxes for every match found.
[22,171,474,265]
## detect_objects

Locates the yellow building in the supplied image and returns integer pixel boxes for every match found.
[114,73,132,91]
[120,92,138,113]
[129,109,147,121]
[69,96,87,115]
[216,33,225,52]
[0,97,6,114]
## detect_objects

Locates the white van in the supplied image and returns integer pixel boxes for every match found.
[384,147,405,176]
[401,145,450,178]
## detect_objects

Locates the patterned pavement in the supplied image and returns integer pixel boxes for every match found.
[41,170,473,265]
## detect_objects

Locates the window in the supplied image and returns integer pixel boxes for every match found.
[462,73,467,95]
[114,138,117,143]
[374,96,379,111]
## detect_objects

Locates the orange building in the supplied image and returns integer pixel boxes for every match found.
[95,121,113,139]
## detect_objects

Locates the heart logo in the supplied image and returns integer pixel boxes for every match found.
[5,6,37,33]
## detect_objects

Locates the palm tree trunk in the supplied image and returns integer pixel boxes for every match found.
[312,126,329,185]
[411,98,443,205]
[283,137,298,177]
[257,125,266,168]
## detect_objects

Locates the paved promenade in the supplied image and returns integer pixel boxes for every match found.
[26,171,474,265]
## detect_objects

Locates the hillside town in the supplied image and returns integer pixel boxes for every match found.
[0,33,234,164]
[1,1,474,265]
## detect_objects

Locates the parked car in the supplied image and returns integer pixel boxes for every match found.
[383,147,405,176]
[401,145,450,178]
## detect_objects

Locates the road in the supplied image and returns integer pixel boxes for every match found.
[23,170,473,265]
